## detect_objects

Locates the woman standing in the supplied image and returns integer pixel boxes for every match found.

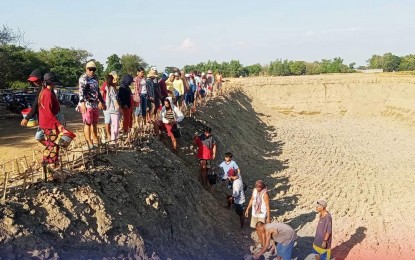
[245,180,271,246]
[172,72,184,108]
[118,74,134,133]
[38,72,64,167]
[166,73,175,99]
[134,67,150,125]
[105,74,120,143]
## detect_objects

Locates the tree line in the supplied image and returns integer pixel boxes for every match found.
[2,25,415,89]
[0,26,147,89]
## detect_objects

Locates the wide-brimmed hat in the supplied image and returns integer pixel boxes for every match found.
[207,70,213,74]
[27,69,42,82]
[109,71,118,83]
[43,72,63,86]
[147,70,158,78]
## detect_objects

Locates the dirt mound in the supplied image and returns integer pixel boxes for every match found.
[2,74,415,259]
[0,136,251,259]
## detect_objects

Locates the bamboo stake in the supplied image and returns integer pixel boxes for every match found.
[1,164,9,203]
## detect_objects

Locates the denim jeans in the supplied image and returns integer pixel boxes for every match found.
[140,94,147,117]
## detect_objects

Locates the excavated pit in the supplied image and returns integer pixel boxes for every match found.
[1,74,415,259]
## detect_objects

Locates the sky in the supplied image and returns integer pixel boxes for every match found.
[2,0,415,71]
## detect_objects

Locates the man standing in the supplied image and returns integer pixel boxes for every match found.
[313,199,332,260]
[194,126,216,187]
[254,221,298,260]
[78,61,104,149]
[227,168,245,228]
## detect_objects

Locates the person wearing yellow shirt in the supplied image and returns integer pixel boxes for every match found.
[172,72,185,108]
[166,73,175,98]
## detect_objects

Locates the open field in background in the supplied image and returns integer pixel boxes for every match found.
[1,73,415,259]
[225,73,415,259]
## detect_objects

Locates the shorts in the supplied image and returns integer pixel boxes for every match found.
[234,203,245,215]
[82,107,99,125]
[277,240,295,260]
[103,110,111,124]
[35,127,45,141]
[312,244,331,260]
[250,216,266,228]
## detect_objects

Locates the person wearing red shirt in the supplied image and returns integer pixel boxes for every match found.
[38,72,64,167]
[194,126,217,187]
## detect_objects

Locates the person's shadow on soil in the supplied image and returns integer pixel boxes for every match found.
[332,226,367,260]
[287,211,316,231]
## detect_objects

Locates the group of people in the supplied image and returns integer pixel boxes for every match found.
[192,127,332,260]
[20,62,331,260]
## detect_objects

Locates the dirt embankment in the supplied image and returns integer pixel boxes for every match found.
[1,74,415,259]
[0,89,284,259]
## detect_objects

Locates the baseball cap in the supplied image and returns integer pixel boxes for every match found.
[227,168,236,177]
[316,199,327,208]
[27,69,42,82]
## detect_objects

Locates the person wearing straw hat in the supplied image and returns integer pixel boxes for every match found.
[38,72,64,168]
[78,60,105,149]
[146,69,159,122]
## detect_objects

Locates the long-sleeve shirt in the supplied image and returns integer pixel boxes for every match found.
[146,78,155,99]
[118,85,132,108]
[173,79,185,96]
[25,87,42,120]
[38,88,62,129]
[105,86,119,114]
[78,73,103,108]
[133,76,146,101]
[166,79,175,94]
[159,79,168,97]
[160,105,184,124]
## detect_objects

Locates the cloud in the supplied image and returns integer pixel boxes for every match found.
[160,38,198,53]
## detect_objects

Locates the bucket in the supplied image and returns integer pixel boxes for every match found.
[56,129,76,148]
[21,108,38,127]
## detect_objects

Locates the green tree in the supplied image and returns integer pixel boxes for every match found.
[289,61,306,75]
[105,54,122,75]
[245,63,262,76]
[120,54,148,76]
[0,45,47,88]
[368,53,400,72]
[37,47,91,87]
[382,53,401,72]
[399,54,415,71]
